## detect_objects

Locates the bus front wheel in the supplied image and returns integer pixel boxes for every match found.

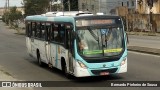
[61,59,71,78]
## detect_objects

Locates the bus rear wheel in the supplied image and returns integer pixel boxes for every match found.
[37,50,44,66]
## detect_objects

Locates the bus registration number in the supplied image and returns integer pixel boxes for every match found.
[100,72,109,75]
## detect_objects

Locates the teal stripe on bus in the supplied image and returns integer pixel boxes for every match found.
[55,45,58,67]
[26,15,74,23]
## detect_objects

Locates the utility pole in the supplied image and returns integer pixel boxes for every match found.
[5,0,7,10]
[4,0,7,23]
[68,0,70,11]
[50,0,52,11]
[147,0,153,32]
[99,0,101,12]
[8,0,9,10]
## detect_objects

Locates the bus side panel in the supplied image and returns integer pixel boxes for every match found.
[57,46,68,70]
[37,40,49,64]
[50,43,57,67]
[50,43,69,71]
[30,38,37,58]
[26,37,32,55]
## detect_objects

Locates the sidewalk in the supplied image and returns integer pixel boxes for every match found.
[0,22,33,90]
[128,46,160,55]
[0,65,33,90]
[128,35,160,55]
[0,66,16,81]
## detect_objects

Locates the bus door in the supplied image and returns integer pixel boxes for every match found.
[30,22,37,57]
[45,23,51,65]
[39,23,51,64]
[26,22,32,54]
[50,23,59,68]
[66,25,74,73]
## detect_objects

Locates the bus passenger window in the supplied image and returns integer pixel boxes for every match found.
[41,23,45,39]
[46,23,51,41]
[54,24,64,44]
[41,30,45,39]
[36,23,41,38]
[55,30,63,42]
[26,22,31,37]
[51,23,54,41]
[31,22,37,37]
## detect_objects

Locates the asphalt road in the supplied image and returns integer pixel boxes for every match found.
[0,21,160,90]
[128,35,160,49]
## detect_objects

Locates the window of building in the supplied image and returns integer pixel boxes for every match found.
[91,5,94,11]
[82,3,85,10]
[122,2,124,6]
[132,1,134,6]
[127,1,129,7]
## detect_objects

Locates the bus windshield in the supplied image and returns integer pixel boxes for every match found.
[76,26,124,57]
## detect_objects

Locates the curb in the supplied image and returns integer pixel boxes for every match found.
[128,46,160,55]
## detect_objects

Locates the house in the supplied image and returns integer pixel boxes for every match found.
[78,0,160,14]
[78,0,137,14]
[137,0,160,14]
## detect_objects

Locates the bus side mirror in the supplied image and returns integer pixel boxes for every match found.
[72,31,76,39]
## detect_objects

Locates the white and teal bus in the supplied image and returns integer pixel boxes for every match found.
[25,11,127,77]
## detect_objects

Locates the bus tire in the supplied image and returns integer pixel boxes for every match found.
[37,50,44,67]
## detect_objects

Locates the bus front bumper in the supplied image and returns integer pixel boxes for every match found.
[74,59,127,77]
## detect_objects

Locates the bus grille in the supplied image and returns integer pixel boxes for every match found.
[91,68,118,75]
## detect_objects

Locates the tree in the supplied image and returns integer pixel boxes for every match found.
[63,0,78,11]
[2,6,23,27]
[2,11,10,24]
[9,7,23,22]
[23,0,50,16]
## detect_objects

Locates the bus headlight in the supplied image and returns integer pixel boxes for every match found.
[78,61,87,69]
[121,58,127,66]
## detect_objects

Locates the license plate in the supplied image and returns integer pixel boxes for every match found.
[100,72,109,75]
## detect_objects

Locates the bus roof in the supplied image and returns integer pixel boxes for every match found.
[25,11,121,22]
[25,15,75,23]
[74,15,121,20]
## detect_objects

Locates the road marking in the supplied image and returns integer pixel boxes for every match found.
[128,51,160,57]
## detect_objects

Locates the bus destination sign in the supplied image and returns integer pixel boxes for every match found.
[76,19,117,27]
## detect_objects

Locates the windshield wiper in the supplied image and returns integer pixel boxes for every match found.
[87,27,98,41]
[87,27,101,49]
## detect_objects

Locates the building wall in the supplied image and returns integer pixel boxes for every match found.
[136,0,160,14]
[78,0,160,14]
[127,14,160,32]
[0,8,4,16]
[78,0,137,14]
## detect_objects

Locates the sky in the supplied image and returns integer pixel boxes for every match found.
[0,0,23,8]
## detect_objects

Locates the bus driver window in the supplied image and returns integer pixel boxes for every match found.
[78,31,88,51]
